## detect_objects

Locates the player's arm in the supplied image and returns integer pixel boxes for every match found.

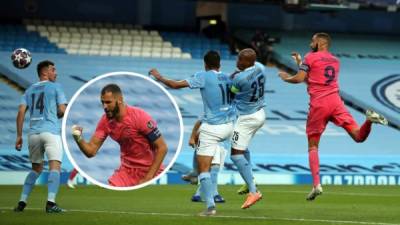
[279,52,307,84]
[189,120,202,148]
[291,52,302,66]
[15,104,27,151]
[55,84,68,118]
[57,104,67,118]
[278,70,307,84]
[140,136,168,184]
[148,68,189,89]
[72,125,104,158]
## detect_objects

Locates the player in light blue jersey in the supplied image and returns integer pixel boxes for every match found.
[188,119,226,204]
[230,48,266,209]
[14,60,67,213]
[149,50,234,216]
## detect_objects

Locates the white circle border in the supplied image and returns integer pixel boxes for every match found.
[61,71,184,191]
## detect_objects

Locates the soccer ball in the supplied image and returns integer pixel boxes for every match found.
[11,48,32,69]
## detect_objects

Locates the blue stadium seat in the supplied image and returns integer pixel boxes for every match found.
[160,31,233,59]
[0,24,65,54]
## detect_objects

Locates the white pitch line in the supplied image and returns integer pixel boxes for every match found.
[1,207,398,225]
[266,190,400,197]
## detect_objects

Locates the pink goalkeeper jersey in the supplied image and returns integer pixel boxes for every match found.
[300,51,340,101]
[94,105,162,169]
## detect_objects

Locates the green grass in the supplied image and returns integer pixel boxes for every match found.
[1,185,399,225]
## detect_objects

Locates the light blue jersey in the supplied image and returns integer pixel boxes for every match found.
[186,70,235,125]
[21,81,67,135]
[231,62,267,115]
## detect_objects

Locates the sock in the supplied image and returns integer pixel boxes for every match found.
[356,120,372,142]
[308,147,320,187]
[47,170,60,203]
[195,185,201,196]
[243,149,251,165]
[68,168,78,180]
[20,171,39,202]
[192,151,198,176]
[231,154,257,193]
[198,172,215,209]
[210,165,220,196]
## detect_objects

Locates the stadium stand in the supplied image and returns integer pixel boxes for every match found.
[0,82,29,146]
[160,31,235,60]
[1,19,235,61]
[0,24,65,54]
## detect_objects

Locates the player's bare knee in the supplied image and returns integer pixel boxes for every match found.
[353,136,365,143]
[48,160,62,171]
[197,156,212,172]
[231,148,244,156]
[32,163,44,173]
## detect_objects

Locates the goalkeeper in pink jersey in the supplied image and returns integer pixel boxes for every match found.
[279,32,388,201]
[71,84,168,187]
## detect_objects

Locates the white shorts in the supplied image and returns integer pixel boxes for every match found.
[196,122,233,164]
[28,132,63,163]
[211,145,227,166]
[231,108,265,150]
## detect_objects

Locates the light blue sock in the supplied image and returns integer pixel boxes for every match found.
[210,165,220,196]
[243,149,255,183]
[198,172,215,209]
[244,149,251,164]
[47,170,60,203]
[195,185,201,196]
[192,151,198,176]
[20,171,39,202]
[231,154,257,193]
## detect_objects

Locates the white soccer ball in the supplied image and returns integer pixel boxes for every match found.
[11,48,32,69]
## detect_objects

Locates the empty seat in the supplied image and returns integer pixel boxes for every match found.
[89,27,99,34]
[181,53,192,59]
[47,26,58,32]
[149,30,159,36]
[26,25,36,32]
[151,52,162,58]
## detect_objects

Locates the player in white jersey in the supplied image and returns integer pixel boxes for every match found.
[149,50,235,216]
[230,48,267,209]
[14,60,67,213]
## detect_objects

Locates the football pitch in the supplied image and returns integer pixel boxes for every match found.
[0,185,399,225]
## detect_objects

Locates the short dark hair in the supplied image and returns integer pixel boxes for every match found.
[37,60,54,77]
[315,32,331,47]
[101,83,122,96]
[204,50,220,69]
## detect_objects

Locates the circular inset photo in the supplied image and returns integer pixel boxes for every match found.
[62,72,183,190]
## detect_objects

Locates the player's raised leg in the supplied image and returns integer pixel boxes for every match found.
[237,149,258,195]
[366,109,388,125]
[346,109,388,143]
[231,149,262,209]
[230,111,264,209]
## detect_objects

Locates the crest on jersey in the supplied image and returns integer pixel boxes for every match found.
[372,74,400,113]
[147,121,154,129]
